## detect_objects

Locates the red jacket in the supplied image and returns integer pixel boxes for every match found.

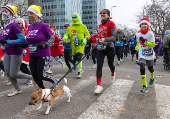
[91,35,100,49]
[50,35,63,56]
[0,47,4,59]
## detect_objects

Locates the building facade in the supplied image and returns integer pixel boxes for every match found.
[37,0,82,35]
[82,0,106,34]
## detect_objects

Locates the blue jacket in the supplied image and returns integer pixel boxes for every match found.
[129,37,136,47]
[62,32,72,49]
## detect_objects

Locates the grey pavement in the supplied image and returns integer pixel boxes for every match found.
[0,54,169,119]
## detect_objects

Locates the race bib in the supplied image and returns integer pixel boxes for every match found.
[28,44,37,54]
[125,44,127,45]
[97,43,107,50]
[74,38,79,46]
[67,38,71,43]
[23,49,27,55]
[142,49,153,56]
[131,42,134,44]
[116,41,121,44]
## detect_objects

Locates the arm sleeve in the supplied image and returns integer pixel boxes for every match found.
[135,42,139,51]
[144,42,155,47]
[105,27,116,41]
[45,35,55,46]
[7,33,26,44]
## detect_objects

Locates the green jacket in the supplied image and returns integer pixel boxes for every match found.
[63,13,90,55]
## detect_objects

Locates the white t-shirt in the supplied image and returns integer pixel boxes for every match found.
[136,31,155,60]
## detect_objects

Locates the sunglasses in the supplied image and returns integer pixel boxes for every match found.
[99,11,106,15]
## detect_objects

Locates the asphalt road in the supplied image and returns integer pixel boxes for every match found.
[0,54,169,119]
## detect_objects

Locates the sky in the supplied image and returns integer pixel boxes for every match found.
[106,0,151,29]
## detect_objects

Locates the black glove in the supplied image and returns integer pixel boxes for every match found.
[37,43,48,49]
[0,39,7,44]
[20,43,28,48]
[139,36,145,43]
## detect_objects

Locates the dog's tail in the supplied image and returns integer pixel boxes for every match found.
[64,78,67,87]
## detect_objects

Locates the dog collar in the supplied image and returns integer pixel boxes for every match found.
[42,89,46,101]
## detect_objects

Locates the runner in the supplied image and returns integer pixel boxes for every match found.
[62,24,76,73]
[46,28,63,74]
[94,9,116,94]
[85,36,91,63]
[115,27,125,65]
[135,17,155,93]
[129,34,136,61]
[124,36,129,59]
[63,13,90,79]
[153,35,162,65]
[16,18,34,85]
[90,29,100,68]
[26,5,58,89]
[0,5,33,96]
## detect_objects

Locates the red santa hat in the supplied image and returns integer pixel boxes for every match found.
[139,17,150,26]
[50,28,55,33]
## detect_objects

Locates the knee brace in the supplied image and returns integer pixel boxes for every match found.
[140,63,145,75]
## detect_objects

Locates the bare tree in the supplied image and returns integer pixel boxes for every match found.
[136,0,170,38]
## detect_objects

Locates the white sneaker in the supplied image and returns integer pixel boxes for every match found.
[8,89,22,97]
[120,59,123,62]
[110,73,116,83]
[0,71,4,78]
[92,64,96,69]
[62,62,65,69]
[87,60,89,63]
[94,85,103,94]
[46,69,53,74]
[25,80,33,85]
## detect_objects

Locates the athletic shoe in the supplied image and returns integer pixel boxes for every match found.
[92,64,96,69]
[136,60,138,63]
[46,69,53,74]
[8,89,22,97]
[110,73,116,83]
[25,79,33,85]
[120,59,123,62]
[117,61,120,65]
[94,85,103,94]
[87,60,89,63]
[77,72,81,78]
[54,79,59,88]
[149,78,154,85]
[0,71,4,78]
[62,62,65,69]
[7,82,12,86]
[140,86,148,93]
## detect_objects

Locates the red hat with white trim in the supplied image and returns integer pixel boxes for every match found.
[139,17,150,26]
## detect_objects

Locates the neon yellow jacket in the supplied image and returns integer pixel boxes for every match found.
[63,13,90,55]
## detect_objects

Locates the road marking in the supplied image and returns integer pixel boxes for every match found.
[155,84,170,119]
[0,74,62,98]
[78,79,134,119]
[13,76,96,118]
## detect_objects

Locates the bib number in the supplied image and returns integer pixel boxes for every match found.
[97,43,107,50]
[142,49,153,56]
[131,42,134,44]
[116,41,121,44]
[74,38,79,46]
[28,44,37,54]
[23,49,27,55]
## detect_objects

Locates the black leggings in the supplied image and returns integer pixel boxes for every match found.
[92,49,97,64]
[136,51,138,60]
[20,63,31,75]
[140,63,154,75]
[97,46,115,78]
[0,61,4,71]
[115,46,123,61]
[64,49,75,70]
[29,56,55,89]
[85,47,91,60]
